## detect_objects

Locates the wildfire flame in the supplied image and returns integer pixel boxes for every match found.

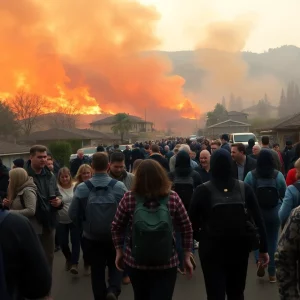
[0,0,199,125]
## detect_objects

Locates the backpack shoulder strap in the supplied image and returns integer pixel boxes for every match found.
[108,179,118,188]
[272,170,279,179]
[293,182,300,193]
[251,169,257,178]
[238,180,246,205]
[84,180,94,191]
[0,210,9,226]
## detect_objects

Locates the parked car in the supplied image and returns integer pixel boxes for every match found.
[119,145,132,152]
[69,147,96,161]
[229,133,258,146]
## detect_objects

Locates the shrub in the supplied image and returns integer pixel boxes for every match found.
[48,141,72,168]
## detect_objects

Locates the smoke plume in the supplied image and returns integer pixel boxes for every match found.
[194,16,282,110]
[0,0,199,128]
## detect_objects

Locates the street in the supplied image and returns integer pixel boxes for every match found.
[52,251,279,299]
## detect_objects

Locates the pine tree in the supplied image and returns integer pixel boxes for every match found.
[278,88,287,117]
[221,96,226,109]
[235,96,243,111]
[229,93,235,111]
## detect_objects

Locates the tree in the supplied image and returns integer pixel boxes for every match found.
[0,102,18,137]
[111,113,133,142]
[206,103,227,127]
[257,98,270,118]
[278,88,287,117]
[228,93,236,111]
[49,106,77,129]
[221,96,226,109]
[235,96,244,111]
[10,90,46,136]
[48,141,72,168]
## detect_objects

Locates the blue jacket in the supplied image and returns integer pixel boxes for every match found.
[69,173,127,240]
[278,182,300,225]
[244,170,287,205]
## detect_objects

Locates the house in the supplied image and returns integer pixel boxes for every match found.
[242,104,278,119]
[206,119,251,138]
[90,115,154,134]
[20,128,123,149]
[258,113,300,147]
[0,141,30,168]
[226,111,248,123]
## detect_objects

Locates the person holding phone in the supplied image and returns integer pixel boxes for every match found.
[25,145,63,283]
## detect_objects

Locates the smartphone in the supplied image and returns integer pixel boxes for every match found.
[49,195,56,202]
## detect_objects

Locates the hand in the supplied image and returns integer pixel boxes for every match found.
[2,198,11,208]
[259,252,269,268]
[50,197,62,208]
[184,252,194,279]
[115,249,124,272]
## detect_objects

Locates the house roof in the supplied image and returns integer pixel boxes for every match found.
[259,113,300,130]
[207,119,251,129]
[0,141,29,156]
[227,111,248,116]
[21,128,119,142]
[90,114,153,126]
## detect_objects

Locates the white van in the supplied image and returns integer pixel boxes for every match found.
[229,133,258,146]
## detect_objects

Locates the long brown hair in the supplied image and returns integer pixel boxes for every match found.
[132,160,171,198]
[57,167,72,188]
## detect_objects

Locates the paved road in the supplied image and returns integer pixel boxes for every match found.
[52,251,280,300]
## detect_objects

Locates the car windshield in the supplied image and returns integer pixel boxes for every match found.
[119,145,126,151]
[82,148,96,154]
[234,135,257,142]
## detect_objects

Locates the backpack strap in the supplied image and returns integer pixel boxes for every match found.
[238,180,246,205]
[107,179,118,188]
[84,180,94,191]
[272,170,279,179]
[85,179,118,192]
[293,182,300,193]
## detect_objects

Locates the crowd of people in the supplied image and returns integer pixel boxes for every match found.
[1,134,300,300]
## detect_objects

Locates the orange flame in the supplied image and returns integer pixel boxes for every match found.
[0,0,199,125]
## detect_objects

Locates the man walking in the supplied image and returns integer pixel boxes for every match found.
[69,152,127,300]
[26,145,63,271]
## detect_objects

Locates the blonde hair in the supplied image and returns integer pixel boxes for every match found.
[8,168,29,201]
[75,164,93,186]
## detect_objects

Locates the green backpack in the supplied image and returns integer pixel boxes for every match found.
[132,195,174,266]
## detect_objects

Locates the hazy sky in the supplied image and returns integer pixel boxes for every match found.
[139,0,300,52]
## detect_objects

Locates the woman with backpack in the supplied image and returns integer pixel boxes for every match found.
[189,149,269,299]
[279,158,300,225]
[168,150,201,274]
[2,168,41,234]
[57,167,81,275]
[111,159,194,300]
[244,149,286,283]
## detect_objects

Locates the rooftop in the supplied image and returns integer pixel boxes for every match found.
[207,119,251,128]
[90,114,152,126]
[258,113,300,130]
[0,141,29,156]
[21,128,119,141]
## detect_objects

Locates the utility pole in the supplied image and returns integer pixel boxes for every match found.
[144,108,147,131]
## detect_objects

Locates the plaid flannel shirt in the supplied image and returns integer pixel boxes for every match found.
[111,190,193,270]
